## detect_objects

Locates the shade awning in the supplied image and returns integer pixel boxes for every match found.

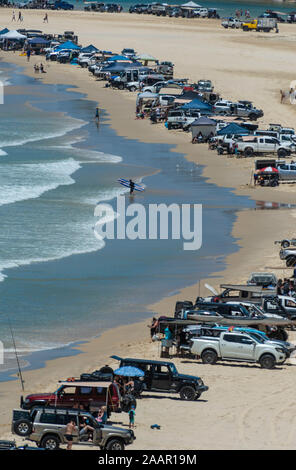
[1,30,27,39]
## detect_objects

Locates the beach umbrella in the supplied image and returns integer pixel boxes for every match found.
[114,366,144,377]
[260,167,278,173]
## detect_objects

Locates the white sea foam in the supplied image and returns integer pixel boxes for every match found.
[0,158,80,206]
[0,116,87,149]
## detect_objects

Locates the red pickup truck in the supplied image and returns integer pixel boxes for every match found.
[20,380,128,415]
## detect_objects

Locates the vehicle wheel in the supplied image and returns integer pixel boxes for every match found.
[281,240,290,248]
[129,86,137,92]
[40,435,60,450]
[259,354,276,369]
[249,113,257,121]
[244,147,254,157]
[105,438,125,451]
[13,419,33,437]
[231,24,235,29]
[167,123,172,130]
[270,329,288,342]
[179,385,196,401]
[194,392,201,400]
[286,256,296,267]
[243,26,249,31]
[118,83,124,90]
[277,148,288,158]
[201,349,218,365]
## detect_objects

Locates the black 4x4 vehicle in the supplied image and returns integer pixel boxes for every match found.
[110,356,208,401]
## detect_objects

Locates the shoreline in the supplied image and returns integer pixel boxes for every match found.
[1,12,296,449]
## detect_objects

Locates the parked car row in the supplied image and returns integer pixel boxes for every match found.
[129,3,219,19]
[10,356,209,449]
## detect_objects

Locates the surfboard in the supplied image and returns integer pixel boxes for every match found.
[117,178,145,192]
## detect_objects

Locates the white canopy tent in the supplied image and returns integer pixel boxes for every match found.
[0,30,27,40]
[181,2,202,8]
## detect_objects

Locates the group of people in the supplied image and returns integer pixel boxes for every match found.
[235,9,250,18]
[276,278,296,297]
[34,63,46,73]
[192,132,214,144]
[11,10,23,22]
[64,406,108,450]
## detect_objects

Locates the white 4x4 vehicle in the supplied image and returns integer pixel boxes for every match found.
[235,136,293,158]
[221,17,242,28]
[190,330,287,368]
[167,109,200,130]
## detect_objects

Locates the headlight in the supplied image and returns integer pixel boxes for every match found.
[197,379,203,386]
[275,347,285,353]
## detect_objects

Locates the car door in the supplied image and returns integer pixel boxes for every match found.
[151,364,172,390]
[57,386,76,408]
[265,137,278,153]
[220,334,250,359]
[235,335,256,359]
[277,164,290,180]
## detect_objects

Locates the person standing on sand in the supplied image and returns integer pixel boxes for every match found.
[128,405,135,429]
[148,317,159,340]
[12,11,16,21]
[129,179,135,194]
[65,419,76,450]
[43,13,48,23]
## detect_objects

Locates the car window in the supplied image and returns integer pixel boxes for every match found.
[40,413,74,425]
[154,365,170,374]
[79,387,92,395]
[223,334,243,343]
[60,386,75,396]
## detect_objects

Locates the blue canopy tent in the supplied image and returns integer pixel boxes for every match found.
[56,41,81,51]
[0,28,9,35]
[80,44,99,53]
[217,122,249,135]
[101,61,143,74]
[107,54,134,61]
[181,98,212,114]
[28,37,51,46]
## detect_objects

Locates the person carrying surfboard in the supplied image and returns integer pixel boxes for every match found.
[129,179,135,195]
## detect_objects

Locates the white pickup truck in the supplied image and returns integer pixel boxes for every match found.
[190,330,287,368]
[221,17,242,29]
[235,136,293,158]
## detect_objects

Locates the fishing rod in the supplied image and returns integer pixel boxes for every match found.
[6,315,25,392]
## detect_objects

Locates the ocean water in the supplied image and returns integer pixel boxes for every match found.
[0,62,253,379]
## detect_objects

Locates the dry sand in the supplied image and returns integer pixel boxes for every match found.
[1,10,296,450]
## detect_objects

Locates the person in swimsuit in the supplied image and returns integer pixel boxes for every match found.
[65,419,76,450]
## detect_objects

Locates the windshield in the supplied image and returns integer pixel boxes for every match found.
[169,364,178,374]
[249,332,266,344]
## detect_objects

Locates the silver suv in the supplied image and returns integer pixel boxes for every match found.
[12,408,135,450]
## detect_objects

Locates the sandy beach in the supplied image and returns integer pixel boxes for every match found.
[1,10,296,450]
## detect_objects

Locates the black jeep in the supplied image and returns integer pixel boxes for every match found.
[110,356,208,401]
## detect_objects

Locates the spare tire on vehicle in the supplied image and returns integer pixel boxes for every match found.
[13,418,33,437]
[120,394,137,413]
